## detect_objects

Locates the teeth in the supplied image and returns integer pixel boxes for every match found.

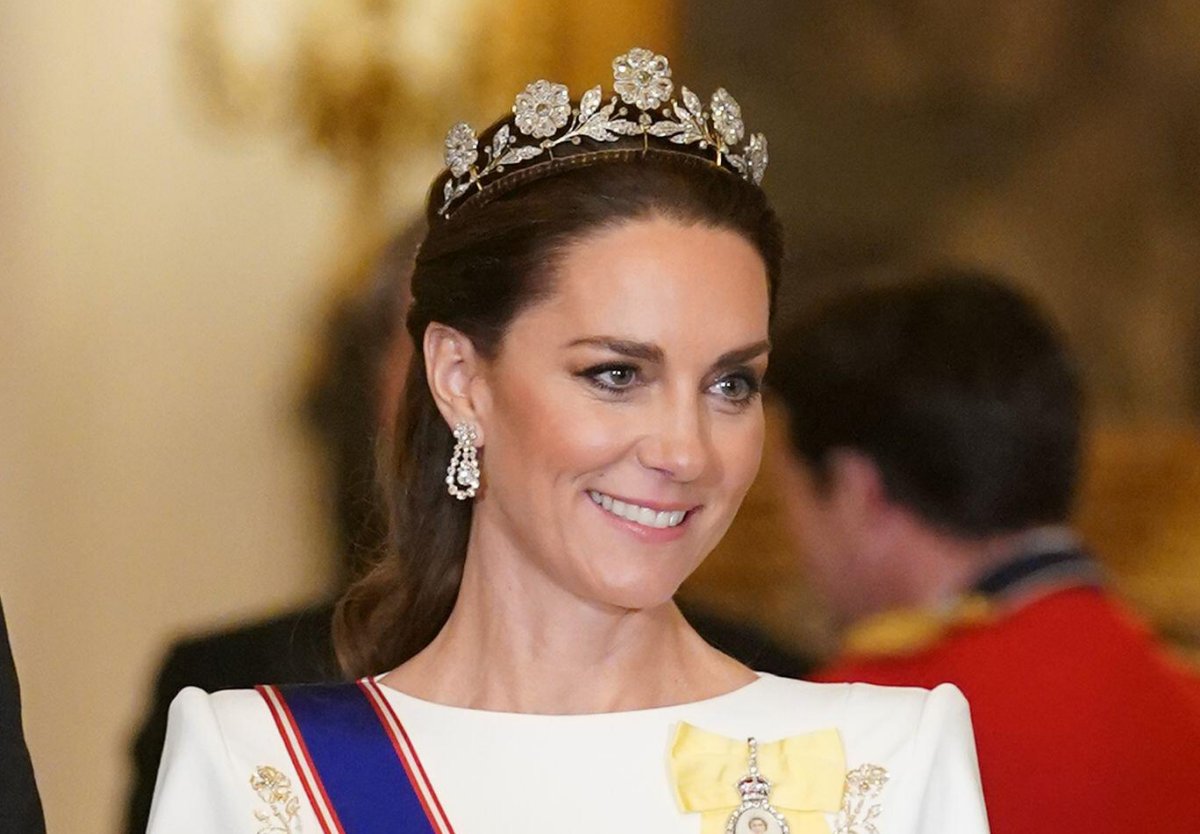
[588,490,688,529]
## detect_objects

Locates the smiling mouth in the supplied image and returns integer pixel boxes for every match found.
[587,490,690,529]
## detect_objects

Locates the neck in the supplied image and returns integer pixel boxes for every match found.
[872,524,994,615]
[380,528,753,714]
[891,523,1077,612]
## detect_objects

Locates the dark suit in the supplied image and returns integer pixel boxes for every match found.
[1,598,46,834]
[125,598,810,833]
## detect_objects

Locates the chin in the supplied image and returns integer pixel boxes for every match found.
[580,561,692,612]
[600,585,680,612]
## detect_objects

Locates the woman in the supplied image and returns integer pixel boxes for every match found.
[148,48,988,834]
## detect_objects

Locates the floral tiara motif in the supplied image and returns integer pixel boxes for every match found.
[437,47,768,219]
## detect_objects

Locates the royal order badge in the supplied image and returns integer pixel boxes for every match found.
[726,737,790,834]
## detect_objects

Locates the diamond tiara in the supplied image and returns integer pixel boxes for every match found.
[436,47,768,219]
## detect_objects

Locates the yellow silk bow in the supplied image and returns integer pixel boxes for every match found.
[669,723,846,834]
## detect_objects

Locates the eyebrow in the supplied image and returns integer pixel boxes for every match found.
[565,337,771,368]
[714,340,772,367]
[565,337,664,362]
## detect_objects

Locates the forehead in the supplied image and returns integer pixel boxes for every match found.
[506,216,771,354]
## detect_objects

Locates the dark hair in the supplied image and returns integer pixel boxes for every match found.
[767,269,1083,538]
[333,133,784,678]
[303,226,423,585]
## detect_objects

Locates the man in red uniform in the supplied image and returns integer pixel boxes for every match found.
[768,271,1200,834]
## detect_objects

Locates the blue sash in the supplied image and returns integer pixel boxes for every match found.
[258,681,451,834]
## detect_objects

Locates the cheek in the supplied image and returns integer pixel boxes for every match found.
[484,375,628,495]
[714,410,766,499]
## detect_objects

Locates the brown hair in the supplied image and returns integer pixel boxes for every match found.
[333,132,784,678]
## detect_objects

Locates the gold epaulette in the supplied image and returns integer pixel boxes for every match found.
[840,595,995,659]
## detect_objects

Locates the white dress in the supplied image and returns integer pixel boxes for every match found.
[147,674,989,833]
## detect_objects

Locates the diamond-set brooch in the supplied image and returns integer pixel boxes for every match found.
[438,47,769,218]
[727,737,790,834]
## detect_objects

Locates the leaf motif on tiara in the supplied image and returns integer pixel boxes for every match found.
[579,86,603,120]
[670,98,708,145]
[746,133,769,185]
[648,121,686,138]
[443,179,470,204]
[607,119,642,136]
[670,128,704,145]
[498,145,544,166]
[710,88,745,147]
[573,96,619,141]
[577,119,617,142]
[490,125,512,160]
[681,87,703,118]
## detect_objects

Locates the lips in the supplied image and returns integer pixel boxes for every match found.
[587,489,690,529]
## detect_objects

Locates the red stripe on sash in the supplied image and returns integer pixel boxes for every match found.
[257,684,347,834]
[358,678,456,834]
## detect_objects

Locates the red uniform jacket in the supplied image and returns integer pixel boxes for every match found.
[813,586,1200,834]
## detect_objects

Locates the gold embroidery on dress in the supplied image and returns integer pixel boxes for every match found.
[833,764,890,834]
[250,765,301,833]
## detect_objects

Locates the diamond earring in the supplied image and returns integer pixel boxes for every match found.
[446,422,481,500]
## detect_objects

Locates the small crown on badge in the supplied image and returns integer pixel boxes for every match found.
[736,773,772,803]
[726,737,790,834]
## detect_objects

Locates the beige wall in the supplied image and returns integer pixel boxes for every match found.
[0,2,347,831]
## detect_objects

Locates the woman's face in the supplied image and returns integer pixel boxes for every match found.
[468,215,771,610]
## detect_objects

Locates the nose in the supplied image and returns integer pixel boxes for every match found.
[635,390,711,483]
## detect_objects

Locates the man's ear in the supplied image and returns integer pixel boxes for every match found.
[825,449,890,528]
[423,323,491,445]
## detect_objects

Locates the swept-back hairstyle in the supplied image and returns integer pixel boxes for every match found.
[333,132,784,678]
[768,269,1084,538]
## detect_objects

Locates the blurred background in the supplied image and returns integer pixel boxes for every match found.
[1,1,1198,831]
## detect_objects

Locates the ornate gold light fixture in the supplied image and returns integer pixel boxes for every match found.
[180,0,675,244]
[175,0,674,418]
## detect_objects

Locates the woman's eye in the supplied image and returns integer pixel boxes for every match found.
[710,373,759,403]
[586,365,639,390]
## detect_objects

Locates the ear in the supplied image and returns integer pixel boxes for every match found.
[825,449,891,533]
[423,323,492,445]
